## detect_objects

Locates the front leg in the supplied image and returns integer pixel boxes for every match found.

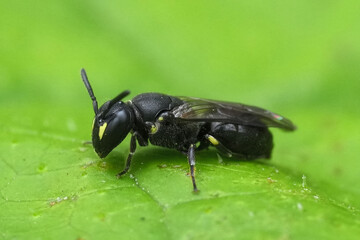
[116,133,137,178]
[187,144,199,192]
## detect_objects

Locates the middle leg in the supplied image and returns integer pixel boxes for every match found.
[187,144,198,192]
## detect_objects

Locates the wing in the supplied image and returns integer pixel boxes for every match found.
[172,97,296,131]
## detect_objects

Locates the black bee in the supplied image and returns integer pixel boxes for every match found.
[81,69,296,191]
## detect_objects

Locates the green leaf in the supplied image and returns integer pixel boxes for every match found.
[1,1,360,239]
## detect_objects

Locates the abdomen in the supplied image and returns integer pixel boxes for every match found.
[209,122,273,159]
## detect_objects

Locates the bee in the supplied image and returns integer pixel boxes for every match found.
[81,69,296,191]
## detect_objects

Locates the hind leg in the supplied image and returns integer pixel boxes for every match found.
[205,134,234,157]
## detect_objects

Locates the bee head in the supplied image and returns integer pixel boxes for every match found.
[81,69,133,158]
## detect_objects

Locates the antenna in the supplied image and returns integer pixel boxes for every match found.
[109,90,131,106]
[81,68,98,115]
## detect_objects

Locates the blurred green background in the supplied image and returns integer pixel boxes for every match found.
[1,1,360,239]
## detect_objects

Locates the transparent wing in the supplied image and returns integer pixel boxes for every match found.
[172,97,296,131]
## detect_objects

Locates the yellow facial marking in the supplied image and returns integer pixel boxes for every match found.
[158,117,164,121]
[208,135,219,145]
[99,122,107,140]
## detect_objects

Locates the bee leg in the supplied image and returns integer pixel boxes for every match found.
[187,144,199,192]
[116,133,137,178]
[205,134,233,158]
[196,140,210,151]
